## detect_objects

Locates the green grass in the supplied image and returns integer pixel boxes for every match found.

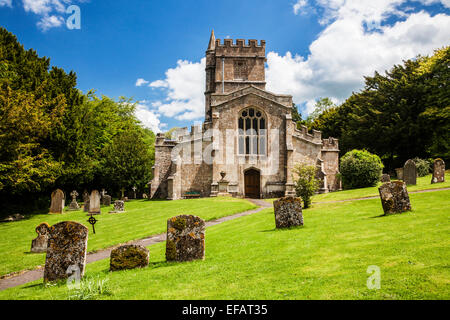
[0,197,256,277]
[313,172,450,203]
[2,189,449,300]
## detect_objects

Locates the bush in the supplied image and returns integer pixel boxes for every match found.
[340,150,383,189]
[292,163,320,208]
[412,157,432,177]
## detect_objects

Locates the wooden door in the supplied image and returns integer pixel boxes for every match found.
[244,169,260,199]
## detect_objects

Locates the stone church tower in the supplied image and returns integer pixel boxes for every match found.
[149,31,340,200]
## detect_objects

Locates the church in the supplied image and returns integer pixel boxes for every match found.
[149,31,340,200]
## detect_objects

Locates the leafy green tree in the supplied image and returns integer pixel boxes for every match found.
[292,163,320,208]
[307,97,336,123]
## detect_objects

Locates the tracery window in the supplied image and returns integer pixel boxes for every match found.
[238,108,266,155]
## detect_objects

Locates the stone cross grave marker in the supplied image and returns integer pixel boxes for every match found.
[166,215,205,262]
[68,190,80,210]
[378,181,412,215]
[30,222,51,253]
[273,196,304,228]
[403,159,417,185]
[43,221,88,282]
[431,158,445,184]
[88,190,101,215]
[132,186,137,199]
[49,189,65,214]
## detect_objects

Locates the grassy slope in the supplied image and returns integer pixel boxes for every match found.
[0,197,256,277]
[2,190,449,300]
[314,172,450,203]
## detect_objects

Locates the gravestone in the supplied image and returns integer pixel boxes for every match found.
[82,191,89,212]
[122,196,129,202]
[403,159,417,185]
[31,222,51,253]
[378,181,412,215]
[101,195,112,206]
[49,189,65,214]
[109,200,125,213]
[395,168,403,180]
[142,193,148,199]
[166,215,205,262]
[380,174,391,183]
[88,190,101,215]
[43,221,88,282]
[68,190,80,210]
[431,158,445,184]
[273,196,304,228]
[110,244,149,271]
[1,213,25,222]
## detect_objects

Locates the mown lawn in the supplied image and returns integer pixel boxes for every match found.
[312,172,450,203]
[2,189,448,300]
[0,197,256,277]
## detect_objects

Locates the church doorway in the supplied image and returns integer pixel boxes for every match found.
[244,168,260,199]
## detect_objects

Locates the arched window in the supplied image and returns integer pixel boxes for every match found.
[238,108,266,155]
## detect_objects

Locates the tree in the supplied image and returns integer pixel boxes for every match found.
[307,97,336,123]
[292,163,320,208]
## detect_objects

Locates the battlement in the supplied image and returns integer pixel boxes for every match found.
[293,125,322,144]
[214,38,266,57]
[322,137,339,151]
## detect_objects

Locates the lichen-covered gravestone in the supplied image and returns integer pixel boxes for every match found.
[43,221,88,282]
[109,200,125,213]
[380,174,390,183]
[395,168,403,180]
[273,196,304,228]
[49,189,65,214]
[166,215,205,262]
[88,190,101,215]
[30,222,50,253]
[378,181,412,215]
[110,244,149,271]
[82,191,89,212]
[431,158,445,184]
[403,159,417,185]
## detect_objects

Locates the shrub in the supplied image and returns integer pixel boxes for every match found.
[412,157,431,177]
[340,150,383,189]
[292,163,320,208]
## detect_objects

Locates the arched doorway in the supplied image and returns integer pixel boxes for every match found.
[244,169,260,199]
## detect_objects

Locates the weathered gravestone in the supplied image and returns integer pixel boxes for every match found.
[166,215,205,262]
[378,181,412,215]
[43,221,88,282]
[380,174,391,183]
[109,200,125,213]
[88,190,101,215]
[49,189,65,214]
[82,191,89,212]
[142,193,148,199]
[101,195,112,206]
[31,222,51,253]
[403,159,417,185]
[431,158,445,184]
[395,168,404,180]
[1,213,25,222]
[273,196,304,228]
[110,244,149,271]
[68,190,80,210]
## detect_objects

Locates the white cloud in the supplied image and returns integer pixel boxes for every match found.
[135,103,166,133]
[0,0,12,8]
[293,0,308,15]
[36,14,65,31]
[147,58,206,121]
[135,78,149,87]
[271,0,450,115]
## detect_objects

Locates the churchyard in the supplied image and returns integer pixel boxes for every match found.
[0,171,448,300]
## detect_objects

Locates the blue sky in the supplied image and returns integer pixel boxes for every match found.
[1,0,449,132]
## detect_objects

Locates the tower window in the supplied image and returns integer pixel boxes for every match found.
[234,60,248,80]
[238,108,267,155]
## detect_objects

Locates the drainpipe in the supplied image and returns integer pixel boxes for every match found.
[222,57,225,93]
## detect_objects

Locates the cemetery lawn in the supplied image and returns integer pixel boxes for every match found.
[0,197,256,277]
[2,189,449,299]
[312,171,450,203]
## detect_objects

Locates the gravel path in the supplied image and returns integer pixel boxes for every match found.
[0,198,271,291]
